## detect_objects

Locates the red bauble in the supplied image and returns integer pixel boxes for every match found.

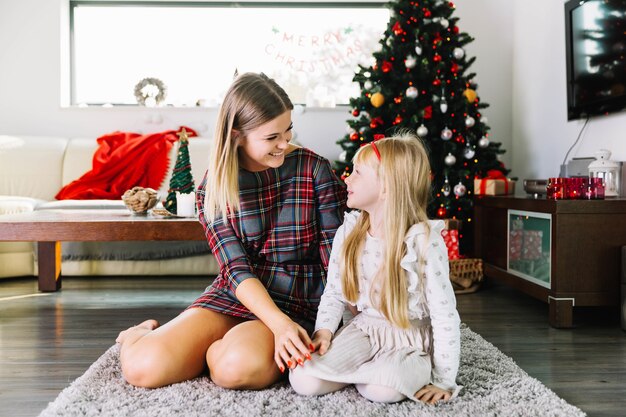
[432,78,442,86]
[352,109,360,117]
[350,132,359,141]
[433,54,442,62]
[453,26,459,34]
[393,115,403,125]
[451,62,459,73]
[424,9,431,18]
[381,61,393,73]
[437,207,448,218]
[370,117,384,129]
[394,96,402,104]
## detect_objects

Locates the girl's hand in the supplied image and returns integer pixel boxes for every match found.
[414,384,452,405]
[311,329,333,355]
[270,316,314,372]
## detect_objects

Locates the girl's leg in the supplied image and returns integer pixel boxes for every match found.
[289,366,349,396]
[117,308,243,388]
[355,383,407,403]
[206,319,286,389]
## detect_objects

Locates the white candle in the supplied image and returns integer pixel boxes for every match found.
[176,192,196,217]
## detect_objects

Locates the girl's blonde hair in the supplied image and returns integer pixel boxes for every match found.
[204,73,293,223]
[341,133,432,328]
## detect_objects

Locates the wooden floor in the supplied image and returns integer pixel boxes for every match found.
[0,277,624,417]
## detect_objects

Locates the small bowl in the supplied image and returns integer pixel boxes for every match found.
[523,179,547,195]
[122,187,159,215]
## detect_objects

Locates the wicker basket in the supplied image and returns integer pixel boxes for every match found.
[449,258,483,294]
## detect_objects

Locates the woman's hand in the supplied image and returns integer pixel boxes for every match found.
[414,384,452,405]
[311,329,332,355]
[269,315,314,373]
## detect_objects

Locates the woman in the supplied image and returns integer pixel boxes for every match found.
[116,72,347,390]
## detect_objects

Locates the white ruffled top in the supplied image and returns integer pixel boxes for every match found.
[315,210,461,394]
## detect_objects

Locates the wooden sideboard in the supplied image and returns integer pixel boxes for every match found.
[473,196,626,328]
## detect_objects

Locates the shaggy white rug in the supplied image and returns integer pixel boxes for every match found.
[38,325,585,417]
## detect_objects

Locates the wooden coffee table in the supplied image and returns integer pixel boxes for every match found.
[0,210,205,292]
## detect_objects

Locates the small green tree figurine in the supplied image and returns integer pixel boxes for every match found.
[164,128,195,214]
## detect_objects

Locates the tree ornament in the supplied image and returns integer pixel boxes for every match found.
[381,61,393,73]
[392,21,403,36]
[393,115,403,125]
[441,127,453,141]
[359,126,369,134]
[352,109,360,117]
[415,44,423,55]
[433,54,442,63]
[437,206,448,218]
[370,117,384,129]
[463,143,476,159]
[339,150,348,162]
[350,132,359,141]
[478,136,490,148]
[442,176,451,196]
[445,153,457,166]
[453,181,467,197]
[465,116,475,127]
[370,92,385,108]
[433,78,442,87]
[440,98,448,113]
[405,55,417,69]
[406,86,419,99]
[480,116,489,124]
[440,18,449,29]
[453,47,465,59]
[364,80,373,90]
[463,88,477,103]
[423,105,433,119]
[417,124,428,137]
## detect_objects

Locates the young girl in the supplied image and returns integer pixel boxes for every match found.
[116,73,346,389]
[289,135,461,404]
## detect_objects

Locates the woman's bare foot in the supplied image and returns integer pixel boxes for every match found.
[116,319,160,344]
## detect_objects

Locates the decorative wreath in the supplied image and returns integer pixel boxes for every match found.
[134,77,167,106]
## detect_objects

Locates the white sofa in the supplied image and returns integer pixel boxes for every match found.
[0,135,219,279]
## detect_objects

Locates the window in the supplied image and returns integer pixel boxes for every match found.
[70,1,389,107]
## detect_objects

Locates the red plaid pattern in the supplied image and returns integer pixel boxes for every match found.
[189,148,347,332]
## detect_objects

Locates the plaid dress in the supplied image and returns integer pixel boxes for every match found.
[190,147,347,332]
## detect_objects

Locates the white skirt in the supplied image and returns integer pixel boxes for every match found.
[294,313,432,401]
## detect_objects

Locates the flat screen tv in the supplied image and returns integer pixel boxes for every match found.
[564,0,626,120]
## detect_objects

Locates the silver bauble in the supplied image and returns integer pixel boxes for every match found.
[415,44,423,56]
[453,47,465,60]
[441,127,453,141]
[478,136,490,148]
[339,150,348,162]
[406,86,418,99]
[416,124,428,137]
[454,182,467,197]
[440,18,449,29]
[465,116,475,127]
[463,145,476,159]
[444,153,457,166]
[442,178,451,196]
[440,100,448,114]
[364,80,373,90]
[405,55,417,69]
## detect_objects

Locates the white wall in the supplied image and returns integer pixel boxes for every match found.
[0,0,513,167]
[512,0,626,182]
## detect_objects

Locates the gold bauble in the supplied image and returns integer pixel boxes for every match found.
[370,92,385,108]
[463,88,477,103]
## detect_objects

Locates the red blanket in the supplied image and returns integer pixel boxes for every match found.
[55,127,197,200]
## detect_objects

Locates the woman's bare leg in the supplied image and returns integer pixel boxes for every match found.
[206,320,282,390]
[117,308,243,388]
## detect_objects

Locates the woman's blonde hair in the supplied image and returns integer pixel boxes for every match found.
[204,73,293,223]
[341,133,432,328]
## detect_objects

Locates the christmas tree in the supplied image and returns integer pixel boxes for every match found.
[334,0,508,254]
[164,128,195,214]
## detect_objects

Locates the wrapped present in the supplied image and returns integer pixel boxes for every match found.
[449,258,483,294]
[509,230,523,261]
[474,170,515,195]
[509,230,543,261]
[441,229,460,260]
[443,218,462,230]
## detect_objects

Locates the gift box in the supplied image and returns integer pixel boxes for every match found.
[509,229,543,261]
[441,229,460,260]
[474,178,516,196]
